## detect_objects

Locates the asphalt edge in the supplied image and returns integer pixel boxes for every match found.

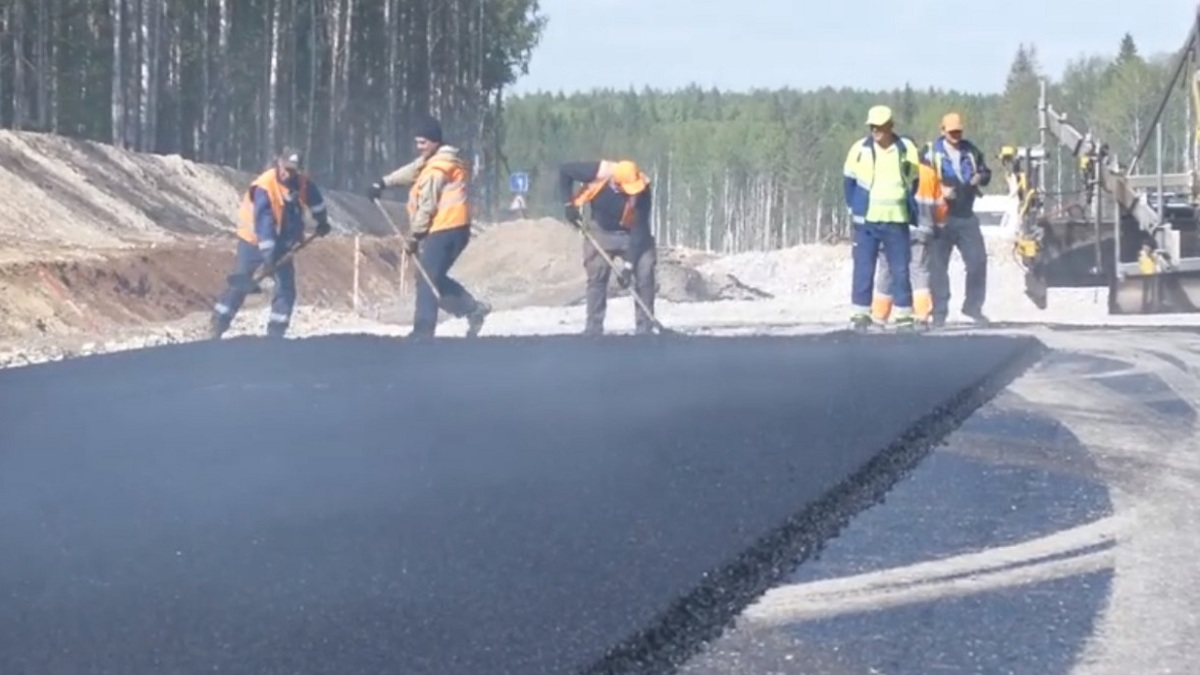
[581,335,1050,675]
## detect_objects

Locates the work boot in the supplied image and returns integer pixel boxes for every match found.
[963,310,991,327]
[266,321,288,339]
[893,316,917,333]
[930,315,947,329]
[850,313,872,333]
[209,314,229,340]
[465,301,491,338]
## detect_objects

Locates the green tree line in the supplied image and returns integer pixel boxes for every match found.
[0,0,545,195]
[501,35,1192,252]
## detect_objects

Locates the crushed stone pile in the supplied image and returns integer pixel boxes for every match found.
[700,235,1127,324]
[366,219,775,322]
[698,244,849,299]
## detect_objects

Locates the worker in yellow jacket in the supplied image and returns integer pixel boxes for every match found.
[367,116,491,338]
[871,147,943,326]
[844,105,922,332]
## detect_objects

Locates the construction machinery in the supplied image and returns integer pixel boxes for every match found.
[1000,9,1200,314]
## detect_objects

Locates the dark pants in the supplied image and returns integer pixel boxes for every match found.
[929,214,988,319]
[851,221,912,314]
[583,226,657,335]
[412,226,482,336]
[213,240,297,337]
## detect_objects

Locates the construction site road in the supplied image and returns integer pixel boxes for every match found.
[0,333,1039,675]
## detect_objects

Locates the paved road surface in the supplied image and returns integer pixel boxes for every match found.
[0,333,1035,675]
[679,326,1200,675]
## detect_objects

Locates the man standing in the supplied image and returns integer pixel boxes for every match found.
[871,148,943,326]
[843,105,922,332]
[559,159,656,336]
[367,116,490,339]
[210,147,331,339]
[926,112,993,327]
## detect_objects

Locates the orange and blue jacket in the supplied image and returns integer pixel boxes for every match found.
[927,137,992,218]
[559,161,653,237]
[236,168,327,251]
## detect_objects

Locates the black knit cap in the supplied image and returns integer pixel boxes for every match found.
[414,116,443,144]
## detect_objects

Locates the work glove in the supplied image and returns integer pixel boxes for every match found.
[912,223,934,243]
[315,218,332,238]
[614,258,633,289]
[402,236,420,255]
[564,204,583,228]
[367,179,385,201]
[969,173,982,187]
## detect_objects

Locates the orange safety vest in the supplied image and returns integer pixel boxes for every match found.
[914,162,947,225]
[407,156,470,233]
[236,169,311,245]
[569,160,647,229]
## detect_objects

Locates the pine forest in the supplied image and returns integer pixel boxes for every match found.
[0,3,1188,252]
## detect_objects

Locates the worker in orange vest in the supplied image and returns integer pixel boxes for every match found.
[871,146,944,326]
[367,116,491,339]
[559,159,656,335]
[210,147,331,339]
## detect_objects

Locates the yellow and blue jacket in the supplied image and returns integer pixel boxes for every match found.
[843,135,921,225]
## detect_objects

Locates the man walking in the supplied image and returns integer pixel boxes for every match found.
[367,116,491,339]
[926,112,993,326]
[843,105,922,332]
[559,158,656,336]
[871,148,943,326]
[210,147,331,339]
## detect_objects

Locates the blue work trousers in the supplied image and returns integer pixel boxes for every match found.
[213,240,297,337]
[412,226,480,335]
[851,221,912,312]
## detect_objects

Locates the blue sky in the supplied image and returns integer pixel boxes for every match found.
[510,0,1195,95]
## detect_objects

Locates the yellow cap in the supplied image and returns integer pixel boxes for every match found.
[941,112,964,132]
[866,105,893,126]
[612,160,648,195]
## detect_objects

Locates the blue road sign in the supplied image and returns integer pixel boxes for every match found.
[509,172,529,193]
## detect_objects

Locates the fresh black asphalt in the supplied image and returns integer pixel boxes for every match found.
[0,332,1039,674]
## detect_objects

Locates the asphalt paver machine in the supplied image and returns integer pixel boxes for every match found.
[1000,7,1200,313]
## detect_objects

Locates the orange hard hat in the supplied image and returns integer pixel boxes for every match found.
[941,113,964,132]
[611,160,648,195]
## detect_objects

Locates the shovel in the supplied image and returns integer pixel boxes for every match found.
[373,198,441,302]
[226,232,319,294]
[577,225,679,336]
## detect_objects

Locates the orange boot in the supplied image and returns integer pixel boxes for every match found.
[871,294,893,323]
[913,288,934,325]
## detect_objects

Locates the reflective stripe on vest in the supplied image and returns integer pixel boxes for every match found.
[236,169,310,245]
[408,157,470,232]
[850,136,915,222]
[931,139,978,183]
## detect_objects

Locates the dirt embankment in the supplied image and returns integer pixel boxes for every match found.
[0,130,768,350]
